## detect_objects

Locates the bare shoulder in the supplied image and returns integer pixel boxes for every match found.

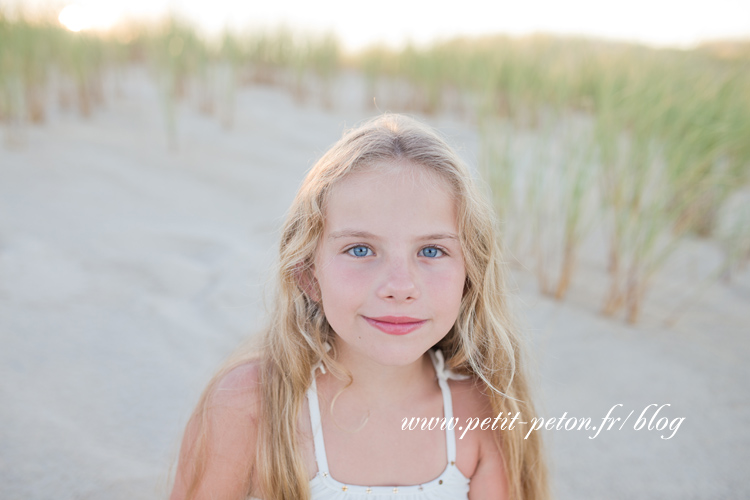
[449,377,509,500]
[449,377,494,419]
[170,360,264,500]
[211,361,264,411]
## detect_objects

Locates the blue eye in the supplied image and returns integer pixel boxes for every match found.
[419,246,444,258]
[347,245,373,257]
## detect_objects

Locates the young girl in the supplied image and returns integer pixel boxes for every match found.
[170,114,548,500]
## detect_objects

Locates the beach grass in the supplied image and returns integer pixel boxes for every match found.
[2,9,747,322]
[0,8,342,147]
[352,35,750,322]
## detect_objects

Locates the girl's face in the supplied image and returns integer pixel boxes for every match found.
[313,161,466,368]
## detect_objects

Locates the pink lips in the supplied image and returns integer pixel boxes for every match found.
[363,315,427,335]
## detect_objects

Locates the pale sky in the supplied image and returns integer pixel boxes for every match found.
[22,0,750,49]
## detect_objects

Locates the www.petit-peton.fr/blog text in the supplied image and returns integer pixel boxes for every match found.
[402,404,685,440]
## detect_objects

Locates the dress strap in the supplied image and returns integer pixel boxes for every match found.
[429,349,469,464]
[307,362,331,474]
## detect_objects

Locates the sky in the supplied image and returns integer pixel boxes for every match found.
[19,0,750,50]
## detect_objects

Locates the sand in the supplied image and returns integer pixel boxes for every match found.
[1,67,748,499]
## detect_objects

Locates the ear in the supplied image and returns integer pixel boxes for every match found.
[294,263,321,302]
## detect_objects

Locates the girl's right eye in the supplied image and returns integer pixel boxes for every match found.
[347,245,373,257]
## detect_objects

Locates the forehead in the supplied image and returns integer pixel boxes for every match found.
[331,160,455,198]
[323,161,458,234]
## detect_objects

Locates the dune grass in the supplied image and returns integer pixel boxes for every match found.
[354,36,749,322]
[0,6,135,144]
[0,9,342,148]
[2,9,747,322]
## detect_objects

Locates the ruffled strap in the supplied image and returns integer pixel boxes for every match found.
[431,349,471,381]
[428,349,468,464]
[311,341,332,376]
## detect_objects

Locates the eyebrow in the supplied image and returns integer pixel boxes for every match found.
[328,230,458,241]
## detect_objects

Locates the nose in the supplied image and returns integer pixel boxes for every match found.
[377,256,420,302]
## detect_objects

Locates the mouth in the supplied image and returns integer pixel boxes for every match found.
[363,316,427,336]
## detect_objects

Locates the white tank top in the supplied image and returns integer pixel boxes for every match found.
[306,349,471,499]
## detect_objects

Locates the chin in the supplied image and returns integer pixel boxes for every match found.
[366,343,431,367]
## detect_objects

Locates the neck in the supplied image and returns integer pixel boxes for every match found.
[324,348,437,407]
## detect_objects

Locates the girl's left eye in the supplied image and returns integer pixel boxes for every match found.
[347,245,373,257]
[419,246,444,258]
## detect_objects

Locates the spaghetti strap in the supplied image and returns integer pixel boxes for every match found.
[440,376,457,462]
[428,349,469,464]
[307,363,331,474]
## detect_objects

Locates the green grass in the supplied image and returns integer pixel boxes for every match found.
[353,35,749,322]
[0,9,342,147]
[2,9,747,322]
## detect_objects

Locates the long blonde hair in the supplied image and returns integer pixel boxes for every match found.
[184,114,548,500]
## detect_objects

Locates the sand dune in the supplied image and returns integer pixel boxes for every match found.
[1,68,748,499]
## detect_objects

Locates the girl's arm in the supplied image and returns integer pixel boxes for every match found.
[170,363,262,500]
[467,428,509,499]
[458,381,509,500]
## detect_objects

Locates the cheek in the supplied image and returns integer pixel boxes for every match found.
[317,260,373,299]
[432,266,466,306]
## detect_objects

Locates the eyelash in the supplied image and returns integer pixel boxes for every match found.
[344,244,448,258]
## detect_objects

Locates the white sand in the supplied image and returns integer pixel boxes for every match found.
[1,68,748,499]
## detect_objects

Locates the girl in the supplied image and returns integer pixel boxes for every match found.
[170,114,548,500]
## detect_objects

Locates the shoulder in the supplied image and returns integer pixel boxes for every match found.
[449,377,509,499]
[210,361,264,412]
[449,377,494,425]
[170,361,264,500]
[202,360,265,452]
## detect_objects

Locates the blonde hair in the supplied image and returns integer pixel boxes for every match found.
[182,114,549,500]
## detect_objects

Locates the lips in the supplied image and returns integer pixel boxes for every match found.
[363,316,427,335]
